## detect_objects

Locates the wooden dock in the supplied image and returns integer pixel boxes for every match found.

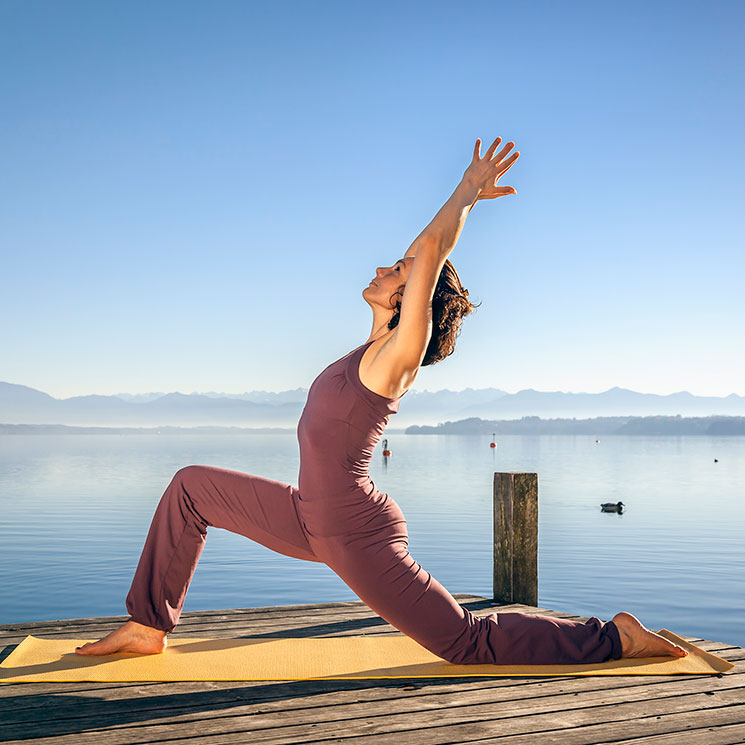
[1,594,743,744]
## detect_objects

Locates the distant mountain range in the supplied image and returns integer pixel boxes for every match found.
[1,380,744,429]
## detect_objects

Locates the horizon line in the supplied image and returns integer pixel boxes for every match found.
[1,380,744,401]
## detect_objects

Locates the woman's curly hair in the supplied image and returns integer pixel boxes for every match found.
[386,259,480,366]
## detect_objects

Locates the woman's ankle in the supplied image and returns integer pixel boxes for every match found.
[129,619,168,635]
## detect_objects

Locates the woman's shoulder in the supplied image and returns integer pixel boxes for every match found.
[357,332,417,400]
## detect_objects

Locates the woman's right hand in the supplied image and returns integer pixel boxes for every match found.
[462,136,520,200]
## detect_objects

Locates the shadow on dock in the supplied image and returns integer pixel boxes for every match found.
[1,594,743,744]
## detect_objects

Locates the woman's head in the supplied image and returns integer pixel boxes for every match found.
[362,257,480,366]
[363,257,413,313]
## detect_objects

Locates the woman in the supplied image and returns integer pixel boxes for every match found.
[76,135,687,663]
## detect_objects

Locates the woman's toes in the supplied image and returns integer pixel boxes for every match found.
[75,639,112,655]
[613,611,690,658]
[73,625,167,656]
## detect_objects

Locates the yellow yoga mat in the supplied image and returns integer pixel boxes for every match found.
[0,630,733,682]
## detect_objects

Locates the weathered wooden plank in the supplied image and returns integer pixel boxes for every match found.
[310,708,745,745]
[5,698,745,745]
[0,596,525,635]
[2,657,741,718]
[0,602,580,644]
[2,666,743,742]
[493,472,538,605]
[0,594,503,624]
[3,666,744,731]
[0,594,489,626]
[594,722,745,745]
[0,612,576,644]
[164,699,744,745]
[0,610,602,644]
[430,705,745,745]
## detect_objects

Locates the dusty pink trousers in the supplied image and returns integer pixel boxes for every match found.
[125,464,623,665]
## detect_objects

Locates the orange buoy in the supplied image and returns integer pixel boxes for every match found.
[490,432,497,449]
[382,438,391,457]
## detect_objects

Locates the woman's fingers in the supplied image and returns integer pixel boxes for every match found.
[473,135,517,166]
[492,140,516,163]
[484,136,502,160]
[478,185,517,200]
[473,138,482,161]
[469,136,520,192]
[494,151,520,177]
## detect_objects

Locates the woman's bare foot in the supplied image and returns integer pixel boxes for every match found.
[612,611,688,659]
[74,620,168,656]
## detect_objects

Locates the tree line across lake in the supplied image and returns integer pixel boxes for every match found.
[405,415,745,436]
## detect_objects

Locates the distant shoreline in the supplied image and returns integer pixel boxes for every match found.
[2,415,745,436]
[406,415,745,436]
[0,424,298,435]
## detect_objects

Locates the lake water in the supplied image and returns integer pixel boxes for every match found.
[1,433,743,647]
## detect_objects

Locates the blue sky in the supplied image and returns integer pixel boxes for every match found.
[2,0,743,399]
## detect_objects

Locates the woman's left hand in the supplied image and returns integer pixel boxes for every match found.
[462,136,520,200]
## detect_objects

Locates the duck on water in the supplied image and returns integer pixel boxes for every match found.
[601,501,625,513]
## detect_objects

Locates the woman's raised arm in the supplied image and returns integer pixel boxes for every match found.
[390,136,520,373]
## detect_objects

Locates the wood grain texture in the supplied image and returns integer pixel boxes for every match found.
[1,595,742,744]
[494,472,538,604]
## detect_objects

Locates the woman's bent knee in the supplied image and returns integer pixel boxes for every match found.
[172,465,207,487]
[166,466,211,526]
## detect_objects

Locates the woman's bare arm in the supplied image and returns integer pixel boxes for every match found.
[402,185,480,261]
[391,136,520,373]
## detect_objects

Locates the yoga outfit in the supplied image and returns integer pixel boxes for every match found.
[126,340,622,664]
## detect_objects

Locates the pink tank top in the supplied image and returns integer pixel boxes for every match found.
[296,340,407,513]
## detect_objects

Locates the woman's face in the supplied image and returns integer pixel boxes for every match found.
[363,257,413,308]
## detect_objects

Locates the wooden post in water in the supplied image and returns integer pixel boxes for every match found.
[493,472,538,605]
